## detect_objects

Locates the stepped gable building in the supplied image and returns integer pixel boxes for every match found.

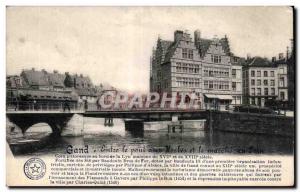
[150,29,243,110]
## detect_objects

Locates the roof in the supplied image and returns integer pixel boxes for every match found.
[21,70,49,86]
[47,73,65,87]
[197,38,212,57]
[163,41,178,63]
[72,75,93,87]
[245,57,276,68]
[160,40,173,52]
[273,58,288,65]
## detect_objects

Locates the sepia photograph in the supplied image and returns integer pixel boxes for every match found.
[5,6,295,187]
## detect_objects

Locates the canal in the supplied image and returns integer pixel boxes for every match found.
[7,117,294,156]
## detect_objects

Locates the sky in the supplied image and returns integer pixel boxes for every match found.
[6,6,293,92]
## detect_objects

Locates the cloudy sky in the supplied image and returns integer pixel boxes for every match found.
[7,6,293,92]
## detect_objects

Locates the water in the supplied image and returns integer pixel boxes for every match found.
[7,117,294,156]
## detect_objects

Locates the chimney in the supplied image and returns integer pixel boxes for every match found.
[174,30,184,42]
[53,70,58,73]
[272,57,276,62]
[42,69,47,74]
[279,53,284,60]
[80,74,83,78]
[32,68,35,71]
[246,54,251,60]
[194,29,201,43]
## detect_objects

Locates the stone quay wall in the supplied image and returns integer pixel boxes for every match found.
[209,111,294,137]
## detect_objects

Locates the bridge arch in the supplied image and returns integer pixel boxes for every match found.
[6,113,73,136]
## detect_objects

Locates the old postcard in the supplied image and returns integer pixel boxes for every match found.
[6,6,295,187]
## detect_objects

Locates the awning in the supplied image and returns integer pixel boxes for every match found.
[204,94,233,100]
[204,94,219,99]
[217,95,233,100]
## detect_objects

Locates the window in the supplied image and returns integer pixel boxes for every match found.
[204,81,208,89]
[211,55,221,63]
[164,80,168,88]
[232,69,236,78]
[182,48,188,58]
[280,92,285,100]
[257,88,261,95]
[271,88,275,96]
[264,80,268,86]
[251,70,255,77]
[257,80,261,86]
[270,71,274,77]
[204,69,208,76]
[188,50,193,59]
[157,83,161,91]
[232,82,236,91]
[257,71,261,77]
[264,71,268,77]
[270,80,275,86]
[279,68,284,74]
[264,88,268,95]
[251,98,256,105]
[251,88,255,96]
[209,81,213,89]
[251,79,255,86]
[279,77,284,87]
[157,70,161,80]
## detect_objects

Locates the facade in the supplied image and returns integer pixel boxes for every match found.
[275,57,289,101]
[7,69,98,105]
[287,39,295,109]
[242,57,279,107]
[150,30,243,110]
[230,56,244,106]
[243,52,292,108]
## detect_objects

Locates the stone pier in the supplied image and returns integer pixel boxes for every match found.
[61,114,84,136]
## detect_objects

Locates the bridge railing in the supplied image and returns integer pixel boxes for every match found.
[85,103,203,112]
[6,101,204,112]
[6,101,81,112]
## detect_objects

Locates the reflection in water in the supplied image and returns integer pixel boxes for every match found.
[7,117,294,156]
